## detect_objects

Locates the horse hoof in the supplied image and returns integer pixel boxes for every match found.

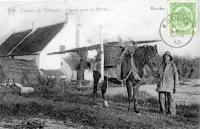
[103,104,109,108]
[103,100,109,108]
[92,105,98,108]
[92,102,100,106]
[136,112,141,116]
[134,110,140,114]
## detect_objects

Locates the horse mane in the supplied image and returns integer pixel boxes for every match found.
[134,45,157,76]
[121,45,158,79]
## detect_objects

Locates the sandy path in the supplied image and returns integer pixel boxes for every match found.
[107,79,200,105]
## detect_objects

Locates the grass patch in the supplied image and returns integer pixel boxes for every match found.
[0,85,199,128]
[177,104,200,118]
[0,95,136,129]
[192,84,200,87]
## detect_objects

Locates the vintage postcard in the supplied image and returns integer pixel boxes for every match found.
[0,0,199,128]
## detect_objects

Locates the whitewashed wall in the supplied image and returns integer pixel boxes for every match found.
[38,15,95,81]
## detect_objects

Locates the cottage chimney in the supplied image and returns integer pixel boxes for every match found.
[75,26,80,48]
[32,22,34,29]
[75,15,81,47]
[65,12,68,24]
[60,45,65,52]
[12,30,15,34]
[31,22,37,32]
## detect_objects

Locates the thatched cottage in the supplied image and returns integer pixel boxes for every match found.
[0,18,93,81]
[0,22,65,68]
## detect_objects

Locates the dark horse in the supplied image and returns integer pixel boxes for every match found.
[92,45,160,113]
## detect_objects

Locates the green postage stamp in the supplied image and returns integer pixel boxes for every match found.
[169,1,197,36]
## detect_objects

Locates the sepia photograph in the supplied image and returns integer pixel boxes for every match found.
[0,0,199,128]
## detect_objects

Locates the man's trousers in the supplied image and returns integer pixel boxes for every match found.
[159,92,176,115]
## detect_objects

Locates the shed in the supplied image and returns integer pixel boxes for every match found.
[0,57,40,86]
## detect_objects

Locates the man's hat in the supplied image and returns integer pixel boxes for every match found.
[163,51,173,60]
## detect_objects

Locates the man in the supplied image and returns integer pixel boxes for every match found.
[92,48,102,105]
[156,51,179,115]
[93,48,101,74]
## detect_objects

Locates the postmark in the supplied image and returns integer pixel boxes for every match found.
[159,1,197,48]
[159,13,194,48]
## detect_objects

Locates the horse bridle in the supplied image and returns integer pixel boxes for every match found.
[136,46,159,77]
[146,51,160,77]
[125,40,160,78]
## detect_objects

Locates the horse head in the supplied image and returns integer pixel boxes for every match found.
[135,45,160,75]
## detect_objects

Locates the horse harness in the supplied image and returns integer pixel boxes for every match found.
[110,54,138,87]
[109,45,159,87]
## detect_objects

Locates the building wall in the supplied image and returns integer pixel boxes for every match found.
[38,16,94,81]
[0,57,40,85]
[14,55,40,67]
[39,16,77,70]
[60,56,74,80]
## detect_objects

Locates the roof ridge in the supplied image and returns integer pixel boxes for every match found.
[9,22,64,36]
[6,21,65,56]
[38,22,66,53]
[36,21,65,30]
[11,29,32,35]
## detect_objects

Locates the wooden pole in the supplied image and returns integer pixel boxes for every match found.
[100,25,104,81]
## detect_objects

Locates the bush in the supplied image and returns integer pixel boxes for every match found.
[32,85,59,98]
[33,76,67,98]
[173,56,200,79]
[176,104,200,118]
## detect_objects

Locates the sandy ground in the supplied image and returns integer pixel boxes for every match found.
[107,79,200,105]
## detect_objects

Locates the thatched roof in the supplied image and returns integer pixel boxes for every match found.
[0,22,65,56]
[0,29,32,56]
[11,22,65,55]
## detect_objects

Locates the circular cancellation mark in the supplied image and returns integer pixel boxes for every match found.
[159,13,194,48]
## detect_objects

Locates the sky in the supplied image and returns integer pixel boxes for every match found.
[0,0,199,57]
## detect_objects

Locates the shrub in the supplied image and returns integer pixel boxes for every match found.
[173,56,200,79]
[176,104,200,118]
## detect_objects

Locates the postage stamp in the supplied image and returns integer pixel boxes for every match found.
[159,1,197,48]
[169,1,197,36]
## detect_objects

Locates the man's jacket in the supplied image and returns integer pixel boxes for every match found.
[157,61,179,93]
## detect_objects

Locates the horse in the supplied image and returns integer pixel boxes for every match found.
[92,45,160,113]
